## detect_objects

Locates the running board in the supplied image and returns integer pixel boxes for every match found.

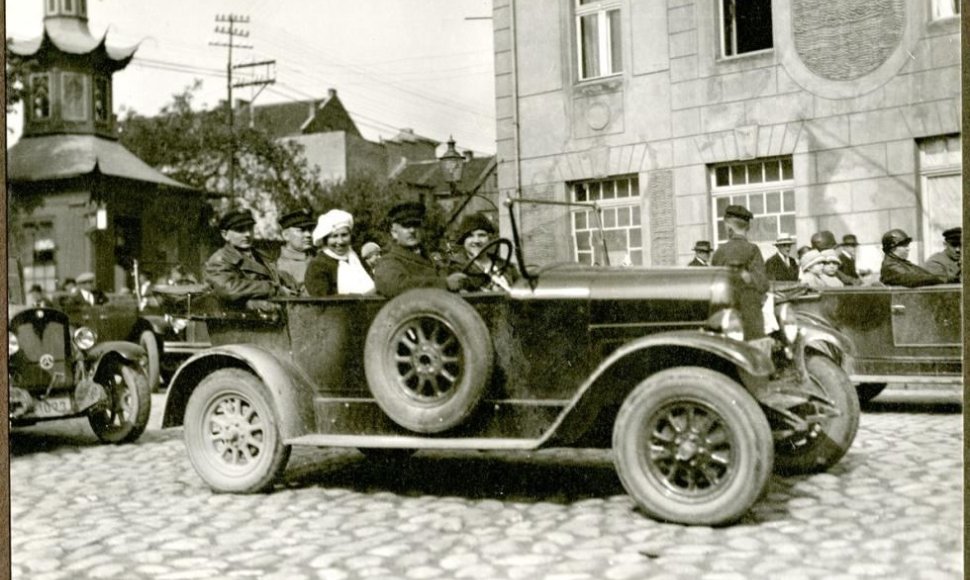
[285,434,542,451]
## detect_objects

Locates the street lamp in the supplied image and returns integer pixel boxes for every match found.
[439,136,465,194]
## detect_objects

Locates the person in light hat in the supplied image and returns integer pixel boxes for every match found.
[765,234,798,282]
[360,242,382,275]
[799,249,844,289]
[75,271,108,305]
[923,227,961,283]
[305,209,375,296]
[204,208,286,310]
[373,201,469,297]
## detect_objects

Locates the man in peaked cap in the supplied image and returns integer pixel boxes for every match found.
[923,227,961,283]
[765,233,799,282]
[204,209,288,310]
[276,208,317,294]
[711,204,768,339]
[373,201,469,297]
[687,241,712,267]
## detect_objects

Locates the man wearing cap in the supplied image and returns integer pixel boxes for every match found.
[205,209,287,310]
[836,234,862,285]
[373,202,469,297]
[923,227,961,283]
[765,234,798,282]
[879,228,944,287]
[687,241,712,267]
[276,208,317,295]
[711,204,768,339]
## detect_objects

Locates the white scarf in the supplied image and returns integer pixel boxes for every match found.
[324,249,376,295]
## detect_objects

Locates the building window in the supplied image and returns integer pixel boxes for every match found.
[575,0,623,81]
[918,135,962,260]
[79,0,86,17]
[46,0,56,15]
[63,0,75,15]
[61,72,89,121]
[931,0,960,19]
[720,0,773,58]
[30,73,51,120]
[22,222,58,293]
[710,158,794,245]
[571,175,641,265]
[94,76,109,122]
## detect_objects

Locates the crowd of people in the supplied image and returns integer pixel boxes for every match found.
[689,217,961,290]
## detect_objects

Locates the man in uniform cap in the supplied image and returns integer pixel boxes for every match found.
[687,241,712,267]
[276,208,317,294]
[923,227,961,283]
[765,234,799,282]
[836,234,862,285]
[373,201,469,297]
[205,209,287,310]
[711,204,768,339]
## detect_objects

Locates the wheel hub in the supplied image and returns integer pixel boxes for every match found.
[413,344,442,375]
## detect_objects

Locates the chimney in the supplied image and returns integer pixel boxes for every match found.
[328,88,337,99]
[463,150,474,161]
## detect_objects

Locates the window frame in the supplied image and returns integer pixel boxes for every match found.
[918,135,962,260]
[709,157,796,247]
[570,175,642,266]
[930,0,960,20]
[29,73,51,120]
[575,0,623,82]
[60,72,89,122]
[718,0,774,59]
[93,76,110,123]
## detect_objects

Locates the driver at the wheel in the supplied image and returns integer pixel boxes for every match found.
[448,212,517,292]
[373,202,470,297]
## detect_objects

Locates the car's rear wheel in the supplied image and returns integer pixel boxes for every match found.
[613,367,773,526]
[365,289,493,434]
[184,369,291,493]
[774,355,860,475]
[88,362,151,444]
[138,330,162,392]
[856,382,887,404]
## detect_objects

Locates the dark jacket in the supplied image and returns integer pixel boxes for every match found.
[879,253,945,288]
[374,244,449,297]
[836,251,861,285]
[711,234,768,339]
[923,250,960,283]
[304,252,339,297]
[204,244,282,306]
[687,257,709,267]
[765,253,799,282]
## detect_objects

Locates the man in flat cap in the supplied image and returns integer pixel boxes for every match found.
[205,209,287,310]
[373,201,469,297]
[923,227,961,283]
[276,208,317,295]
[765,234,799,282]
[711,204,768,338]
[687,241,712,267]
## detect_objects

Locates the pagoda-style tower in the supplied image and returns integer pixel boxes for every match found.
[8,0,206,293]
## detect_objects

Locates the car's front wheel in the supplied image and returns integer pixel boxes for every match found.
[774,355,860,475]
[613,367,773,526]
[88,362,151,444]
[184,369,291,493]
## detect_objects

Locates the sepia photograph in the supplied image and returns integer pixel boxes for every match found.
[3,0,964,578]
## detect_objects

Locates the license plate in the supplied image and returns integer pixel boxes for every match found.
[33,397,74,417]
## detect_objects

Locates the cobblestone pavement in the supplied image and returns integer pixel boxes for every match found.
[8,389,963,580]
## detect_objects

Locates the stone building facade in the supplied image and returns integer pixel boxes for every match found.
[492,0,961,270]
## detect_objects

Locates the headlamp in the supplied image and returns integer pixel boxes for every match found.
[73,327,98,351]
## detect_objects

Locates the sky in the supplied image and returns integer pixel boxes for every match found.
[6,0,497,153]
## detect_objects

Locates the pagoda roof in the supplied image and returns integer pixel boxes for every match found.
[8,134,195,191]
[9,16,138,69]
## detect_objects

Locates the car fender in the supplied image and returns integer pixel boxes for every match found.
[87,341,147,379]
[540,330,775,446]
[161,344,316,440]
[797,315,855,369]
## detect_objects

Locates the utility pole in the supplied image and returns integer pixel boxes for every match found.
[233,60,276,128]
[209,14,252,197]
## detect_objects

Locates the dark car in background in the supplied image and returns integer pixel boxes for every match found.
[8,263,152,443]
[790,284,962,402]
[160,198,859,527]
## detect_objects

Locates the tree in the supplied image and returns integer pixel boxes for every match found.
[6,39,37,118]
[117,82,325,236]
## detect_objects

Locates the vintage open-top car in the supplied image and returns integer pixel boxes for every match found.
[162,199,860,526]
[8,264,152,443]
[789,284,962,402]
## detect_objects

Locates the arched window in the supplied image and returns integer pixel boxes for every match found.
[30,74,51,120]
[46,0,57,16]
[79,0,87,17]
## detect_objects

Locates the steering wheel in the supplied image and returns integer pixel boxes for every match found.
[461,238,514,278]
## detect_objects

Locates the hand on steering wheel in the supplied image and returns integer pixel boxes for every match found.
[461,238,514,277]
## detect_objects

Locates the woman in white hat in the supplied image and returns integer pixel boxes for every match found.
[305,209,376,296]
[799,249,844,289]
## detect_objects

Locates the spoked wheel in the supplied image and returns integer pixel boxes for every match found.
[88,362,152,444]
[138,330,162,392]
[184,369,291,493]
[365,289,492,433]
[774,355,860,475]
[613,367,773,526]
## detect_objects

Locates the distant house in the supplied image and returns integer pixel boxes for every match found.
[7,0,207,293]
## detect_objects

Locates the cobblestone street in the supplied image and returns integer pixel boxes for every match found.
[9,388,963,580]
